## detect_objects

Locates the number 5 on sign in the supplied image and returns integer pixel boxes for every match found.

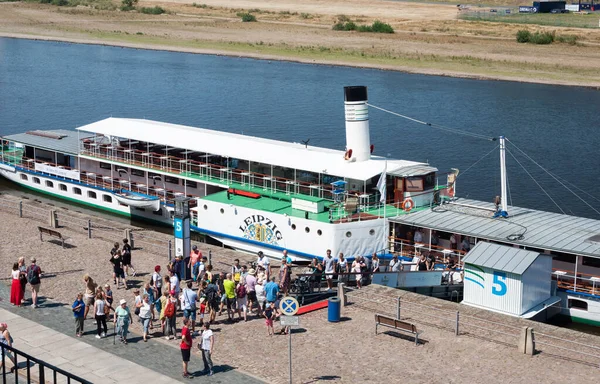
[492,271,507,296]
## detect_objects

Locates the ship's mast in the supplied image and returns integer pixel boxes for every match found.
[498,135,509,218]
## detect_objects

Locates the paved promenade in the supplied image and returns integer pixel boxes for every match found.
[0,284,263,384]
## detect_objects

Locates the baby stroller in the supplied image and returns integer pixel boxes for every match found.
[290,275,311,294]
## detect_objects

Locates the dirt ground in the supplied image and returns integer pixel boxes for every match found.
[1,1,600,87]
[1,193,600,383]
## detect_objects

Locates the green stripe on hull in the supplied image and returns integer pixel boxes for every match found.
[569,316,600,327]
[15,182,168,227]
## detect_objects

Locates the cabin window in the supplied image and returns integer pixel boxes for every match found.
[45,180,54,188]
[103,195,112,203]
[134,207,145,211]
[551,251,575,264]
[405,177,424,192]
[99,162,111,170]
[291,224,296,230]
[568,299,588,311]
[118,202,128,207]
[148,172,161,179]
[88,191,97,199]
[582,257,600,269]
[59,184,67,191]
[220,208,225,214]
[131,168,145,177]
[346,231,352,238]
[73,187,82,195]
[153,208,162,216]
[369,229,375,236]
[203,204,208,210]
[165,176,179,185]
[185,180,198,188]
[20,174,28,181]
[33,177,40,184]
[305,227,310,233]
[424,173,436,190]
[317,229,322,236]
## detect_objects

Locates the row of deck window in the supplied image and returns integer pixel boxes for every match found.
[22,174,113,202]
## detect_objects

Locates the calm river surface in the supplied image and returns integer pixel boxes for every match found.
[1,37,600,218]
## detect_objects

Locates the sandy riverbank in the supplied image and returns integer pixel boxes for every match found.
[1,1,600,87]
[1,193,600,383]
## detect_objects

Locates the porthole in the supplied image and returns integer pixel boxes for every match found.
[317,229,322,236]
[346,231,352,238]
[291,224,296,230]
[203,204,208,210]
[369,229,375,236]
[220,208,224,214]
[305,227,310,233]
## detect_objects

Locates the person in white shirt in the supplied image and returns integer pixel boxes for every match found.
[199,323,214,376]
[414,229,423,243]
[256,251,271,279]
[169,270,180,309]
[322,250,336,291]
[388,255,401,272]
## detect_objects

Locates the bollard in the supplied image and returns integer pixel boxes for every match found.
[455,311,460,336]
[396,297,401,319]
[124,229,134,248]
[338,282,346,308]
[518,326,528,354]
[525,328,535,356]
[87,219,92,239]
[18,201,23,218]
[168,240,172,260]
[49,209,58,228]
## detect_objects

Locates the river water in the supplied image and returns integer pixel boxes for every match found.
[2,37,600,333]
[1,37,600,219]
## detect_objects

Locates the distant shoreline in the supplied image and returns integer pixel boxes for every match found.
[2,33,598,89]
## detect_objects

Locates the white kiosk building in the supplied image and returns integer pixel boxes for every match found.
[462,242,560,319]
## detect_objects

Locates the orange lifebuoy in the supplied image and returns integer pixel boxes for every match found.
[344,148,353,160]
[402,198,414,212]
[447,185,455,198]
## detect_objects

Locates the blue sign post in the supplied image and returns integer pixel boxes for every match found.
[279,296,299,384]
[174,197,191,280]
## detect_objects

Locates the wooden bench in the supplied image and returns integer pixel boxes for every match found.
[375,314,421,345]
[38,226,68,248]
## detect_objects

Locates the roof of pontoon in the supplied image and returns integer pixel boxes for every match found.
[463,242,547,275]
[2,130,92,154]
[76,117,437,181]
[390,198,600,258]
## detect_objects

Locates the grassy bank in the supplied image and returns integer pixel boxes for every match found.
[1,2,600,87]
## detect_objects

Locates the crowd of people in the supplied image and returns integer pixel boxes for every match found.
[6,236,462,379]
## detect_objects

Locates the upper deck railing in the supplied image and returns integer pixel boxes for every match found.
[552,269,600,296]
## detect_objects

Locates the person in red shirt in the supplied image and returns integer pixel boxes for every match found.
[180,318,193,378]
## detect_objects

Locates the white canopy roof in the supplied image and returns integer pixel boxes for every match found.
[76,118,436,181]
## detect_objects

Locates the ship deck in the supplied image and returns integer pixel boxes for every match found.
[201,189,420,223]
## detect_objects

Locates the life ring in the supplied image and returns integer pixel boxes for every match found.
[344,148,353,160]
[402,198,414,212]
[447,185,455,198]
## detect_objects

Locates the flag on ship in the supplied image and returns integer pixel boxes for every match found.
[376,162,387,203]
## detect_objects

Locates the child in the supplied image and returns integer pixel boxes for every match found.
[72,293,85,337]
[198,297,207,327]
[264,302,276,336]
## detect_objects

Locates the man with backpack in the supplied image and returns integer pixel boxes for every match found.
[203,281,219,324]
[182,281,198,335]
[26,258,42,308]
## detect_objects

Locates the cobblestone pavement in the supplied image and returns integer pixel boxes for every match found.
[0,283,264,384]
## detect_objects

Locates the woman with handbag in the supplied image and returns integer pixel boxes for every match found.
[10,263,23,307]
[93,292,108,338]
[138,294,152,342]
[17,257,27,306]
